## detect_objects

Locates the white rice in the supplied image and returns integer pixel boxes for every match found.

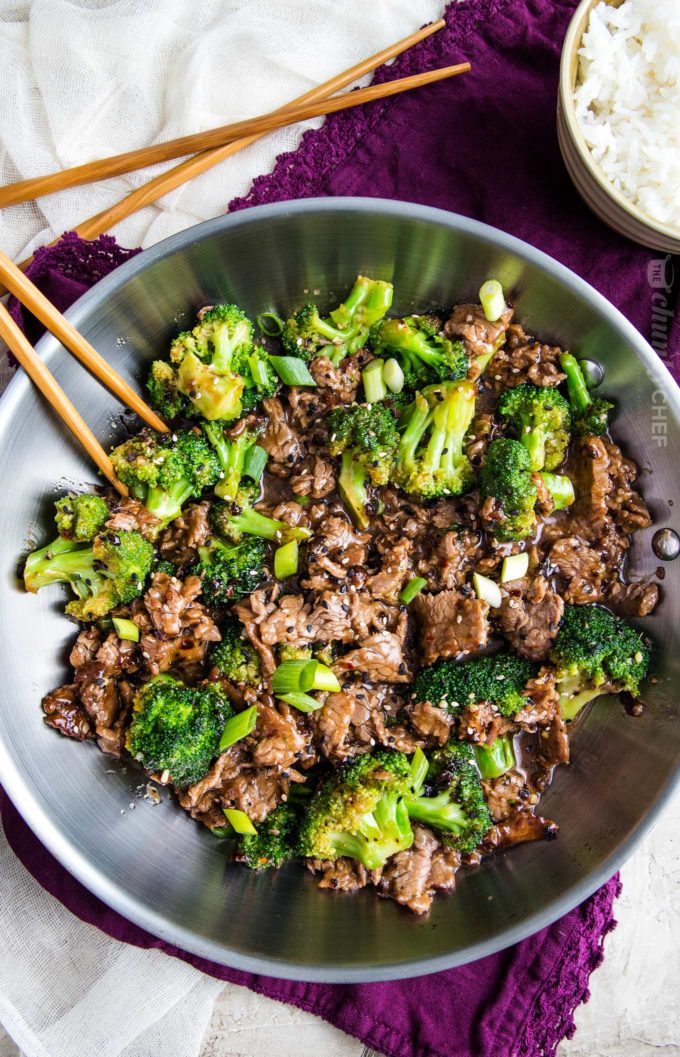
[573,0,680,230]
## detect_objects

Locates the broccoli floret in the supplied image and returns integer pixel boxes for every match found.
[327,403,399,527]
[551,604,650,720]
[201,421,265,502]
[369,315,468,389]
[278,644,313,662]
[193,536,268,606]
[146,359,184,421]
[559,353,614,436]
[54,493,109,542]
[235,802,300,871]
[110,428,221,531]
[498,383,571,471]
[127,674,232,787]
[280,275,393,366]
[404,741,492,854]
[473,734,516,779]
[147,304,273,422]
[479,438,538,541]
[210,619,262,686]
[209,497,312,545]
[392,380,477,499]
[298,749,414,870]
[24,526,153,622]
[413,651,537,717]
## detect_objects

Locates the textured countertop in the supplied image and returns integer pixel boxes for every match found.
[2,785,677,1057]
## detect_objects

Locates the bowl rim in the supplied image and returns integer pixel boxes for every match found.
[1,196,680,982]
[559,0,680,242]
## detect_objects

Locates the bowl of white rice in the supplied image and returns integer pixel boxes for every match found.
[558,0,680,253]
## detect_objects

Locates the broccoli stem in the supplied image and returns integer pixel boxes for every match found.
[540,472,575,510]
[560,353,591,413]
[202,422,250,501]
[229,506,311,542]
[558,674,603,721]
[397,394,431,469]
[24,539,96,592]
[329,275,393,331]
[404,791,468,834]
[145,479,195,527]
[338,449,370,529]
[473,736,516,779]
[524,426,547,472]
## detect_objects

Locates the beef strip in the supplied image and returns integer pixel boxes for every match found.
[302,515,370,589]
[158,502,211,565]
[310,355,363,403]
[105,497,160,541]
[483,810,558,849]
[514,669,559,729]
[260,396,304,472]
[407,699,453,745]
[42,684,92,740]
[416,529,481,591]
[498,575,564,661]
[309,858,380,891]
[251,701,314,770]
[290,454,336,498]
[378,825,461,914]
[457,703,516,745]
[607,579,659,618]
[412,590,490,665]
[483,768,529,822]
[484,323,566,393]
[366,537,413,604]
[333,613,410,683]
[136,572,220,677]
[444,303,513,373]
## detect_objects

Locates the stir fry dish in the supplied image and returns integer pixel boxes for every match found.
[23,275,655,914]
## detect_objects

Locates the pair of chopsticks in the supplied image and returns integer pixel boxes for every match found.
[0,19,463,287]
[0,250,168,495]
[0,21,462,494]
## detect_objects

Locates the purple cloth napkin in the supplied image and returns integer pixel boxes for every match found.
[3,0,678,1054]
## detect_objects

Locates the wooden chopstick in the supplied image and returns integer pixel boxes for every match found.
[0,250,168,434]
[7,18,447,284]
[0,59,468,207]
[0,302,128,496]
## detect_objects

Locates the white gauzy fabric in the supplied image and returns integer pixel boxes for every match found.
[0,824,225,1057]
[0,0,445,263]
[0,4,445,1056]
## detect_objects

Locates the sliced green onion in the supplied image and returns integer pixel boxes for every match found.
[383,357,405,394]
[410,747,428,794]
[399,576,427,605]
[209,826,234,838]
[223,808,257,835]
[256,311,284,337]
[243,444,268,483]
[268,355,317,387]
[248,352,271,387]
[362,359,387,402]
[274,539,299,579]
[272,659,340,695]
[112,617,140,642]
[219,705,257,752]
[472,571,502,608]
[309,662,341,693]
[501,553,529,583]
[272,660,316,694]
[277,691,324,713]
[479,279,506,322]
